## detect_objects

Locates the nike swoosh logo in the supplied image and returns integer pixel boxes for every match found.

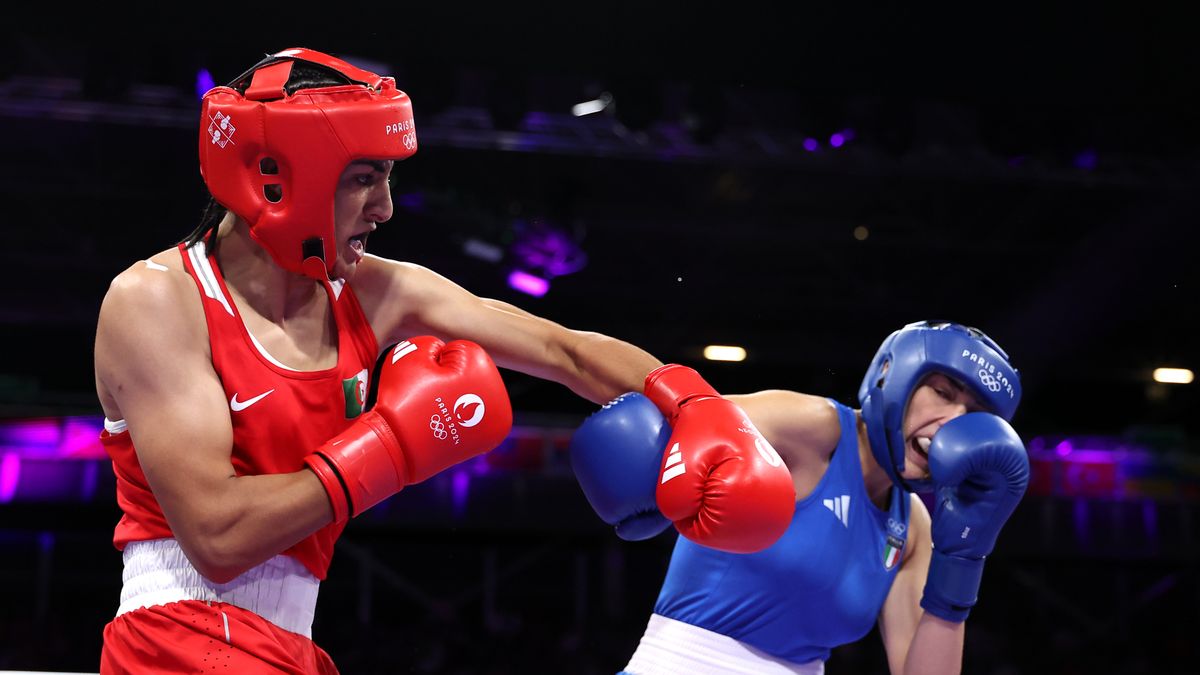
[230,389,275,412]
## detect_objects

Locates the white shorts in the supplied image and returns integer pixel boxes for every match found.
[624,614,824,675]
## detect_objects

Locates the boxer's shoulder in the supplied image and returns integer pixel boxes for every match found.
[95,250,213,415]
[100,250,207,348]
[780,393,843,479]
[106,251,195,307]
[730,390,842,467]
[353,256,442,297]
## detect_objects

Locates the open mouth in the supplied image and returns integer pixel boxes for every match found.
[347,231,370,256]
[911,437,931,462]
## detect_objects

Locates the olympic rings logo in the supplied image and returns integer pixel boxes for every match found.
[429,415,448,440]
[402,132,417,151]
[977,369,1002,392]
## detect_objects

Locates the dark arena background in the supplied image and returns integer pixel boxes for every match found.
[1,6,1197,674]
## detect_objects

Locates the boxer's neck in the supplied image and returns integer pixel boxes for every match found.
[215,215,325,324]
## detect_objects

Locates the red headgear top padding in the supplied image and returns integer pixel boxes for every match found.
[199,48,417,279]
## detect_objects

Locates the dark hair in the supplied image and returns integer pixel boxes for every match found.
[180,197,228,250]
[180,56,357,252]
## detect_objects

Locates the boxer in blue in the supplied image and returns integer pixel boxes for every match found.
[570,321,1030,674]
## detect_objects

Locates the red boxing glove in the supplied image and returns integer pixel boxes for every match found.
[305,337,512,522]
[645,364,795,553]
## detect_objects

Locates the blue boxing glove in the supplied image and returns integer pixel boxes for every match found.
[921,413,1029,622]
[569,393,673,541]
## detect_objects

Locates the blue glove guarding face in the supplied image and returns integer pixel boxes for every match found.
[921,412,1029,622]
[568,392,673,541]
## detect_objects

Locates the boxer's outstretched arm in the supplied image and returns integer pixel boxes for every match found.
[95,265,336,583]
[353,256,662,405]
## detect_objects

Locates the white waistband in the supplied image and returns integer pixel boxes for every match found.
[624,614,824,675]
[117,538,320,638]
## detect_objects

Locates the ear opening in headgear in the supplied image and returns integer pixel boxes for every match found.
[260,157,282,203]
[302,238,326,264]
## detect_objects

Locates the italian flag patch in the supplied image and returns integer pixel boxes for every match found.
[883,534,904,570]
[343,368,369,418]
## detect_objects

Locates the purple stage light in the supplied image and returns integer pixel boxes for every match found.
[471,453,494,475]
[0,419,59,446]
[452,468,470,516]
[829,133,846,148]
[196,69,216,100]
[508,270,550,297]
[1074,149,1098,171]
[0,416,107,459]
[1027,434,1194,499]
[803,138,819,152]
[503,219,588,297]
[82,460,100,501]
[0,417,113,503]
[0,453,18,503]
[509,223,588,278]
[62,417,108,458]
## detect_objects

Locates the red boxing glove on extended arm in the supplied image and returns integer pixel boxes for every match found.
[305,336,512,522]
[645,364,795,553]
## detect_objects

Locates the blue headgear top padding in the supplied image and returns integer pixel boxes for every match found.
[858,321,1021,493]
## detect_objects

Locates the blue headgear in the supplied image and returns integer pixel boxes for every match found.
[857,321,1021,493]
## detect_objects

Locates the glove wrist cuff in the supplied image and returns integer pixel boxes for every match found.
[304,453,351,524]
[310,412,408,518]
[644,364,717,418]
[921,550,986,623]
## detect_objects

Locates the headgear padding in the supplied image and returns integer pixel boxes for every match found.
[198,48,417,279]
[857,321,1021,493]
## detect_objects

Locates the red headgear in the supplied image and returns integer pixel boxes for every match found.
[198,48,417,279]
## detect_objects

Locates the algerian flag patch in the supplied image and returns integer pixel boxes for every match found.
[343,368,369,418]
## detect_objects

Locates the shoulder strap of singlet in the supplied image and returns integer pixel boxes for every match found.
[178,241,234,317]
[327,279,380,361]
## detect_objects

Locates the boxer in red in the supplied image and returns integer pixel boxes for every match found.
[93,48,792,672]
